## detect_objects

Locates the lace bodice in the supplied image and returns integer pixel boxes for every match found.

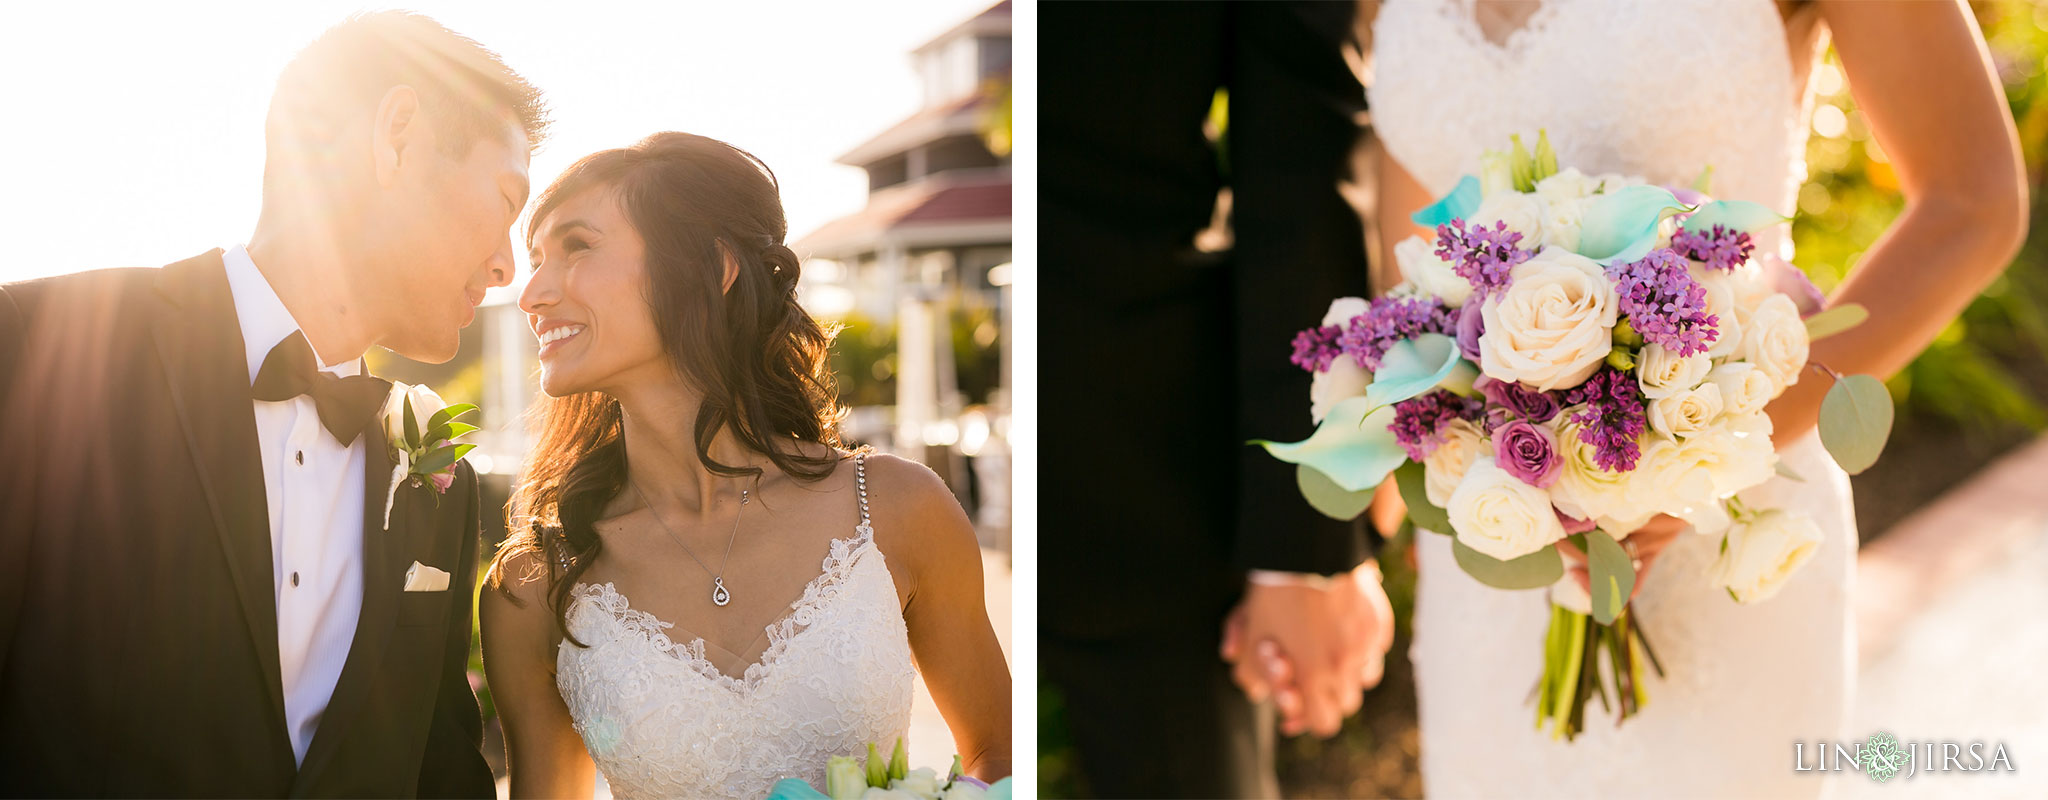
[555,456,915,798]
[1369,0,1817,257]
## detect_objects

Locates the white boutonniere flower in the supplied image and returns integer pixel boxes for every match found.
[379,382,479,529]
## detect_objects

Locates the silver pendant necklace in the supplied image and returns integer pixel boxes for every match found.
[631,480,749,608]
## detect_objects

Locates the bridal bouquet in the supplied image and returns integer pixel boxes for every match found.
[1256,132,1893,740]
[764,738,1012,800]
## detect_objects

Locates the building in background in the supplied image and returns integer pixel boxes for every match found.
[795,0,1012,552]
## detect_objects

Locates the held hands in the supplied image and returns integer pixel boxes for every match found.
[1219,562,1395,738]
[1553,514,1689,601]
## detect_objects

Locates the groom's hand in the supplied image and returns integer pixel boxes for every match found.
[1220,562,1394,738]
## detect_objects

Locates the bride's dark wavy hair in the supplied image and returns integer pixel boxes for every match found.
[488,132,844,644]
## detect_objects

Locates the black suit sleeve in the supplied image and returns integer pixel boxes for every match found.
[416,463,495,798]
[1227,1,1383,574]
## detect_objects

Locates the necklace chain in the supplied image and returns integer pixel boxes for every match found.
[631,480,749,608]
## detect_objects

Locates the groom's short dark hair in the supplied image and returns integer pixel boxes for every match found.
[267,11,549,161]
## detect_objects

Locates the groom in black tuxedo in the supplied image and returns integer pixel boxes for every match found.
[1042,2,1394,797]
[0,13,544,797]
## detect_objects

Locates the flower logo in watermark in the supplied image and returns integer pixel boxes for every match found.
[1861,731,1909,783]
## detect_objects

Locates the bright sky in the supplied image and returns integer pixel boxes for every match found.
[0,0,992,301]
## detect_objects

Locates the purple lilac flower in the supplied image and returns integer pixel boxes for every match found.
[1493,420,1562,488]
[1435,218,1531,295]
[1563,368,1648,472]
[1336,295,1455,372]
[1389,390,1484,462]
[1290,324,1346,373]
[1669,224,1755,273]
[1474,374,1560,424]
[1606,249,1720,357]
[1455,297,1487,362]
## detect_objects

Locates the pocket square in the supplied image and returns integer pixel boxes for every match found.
[404,561,451,592]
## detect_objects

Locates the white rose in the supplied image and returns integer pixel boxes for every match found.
[1709,509,1825,603]
[942,784,989,800]
[1447,457,1569,561]
[861,788,921,800]
[1394,235,1474,307]
[891,768,943,798]
[1701,413,1778,497]
[1535,168,1596,204]
[1633,437,1718,519]
[1422,418,1486,508]
[1478,248,1620,391]
[1742,294,1809,393]
[1322,297,1368,328]
[1471,191,1546,245]
[1550,411,1651,526]
[1707,362,1775,418]
[1541,195,1590,253]
[1593,173,1638,194]
[1636,343,1712,400]
[381,382,448,447]
[1648,383,1724,440]
[1690,268,1744,359]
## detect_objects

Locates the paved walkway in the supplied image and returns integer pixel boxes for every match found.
[1842,436,2048,798]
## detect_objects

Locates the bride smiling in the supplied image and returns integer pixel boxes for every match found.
[480,132,1011,799]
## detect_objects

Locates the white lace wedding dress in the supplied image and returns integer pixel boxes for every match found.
[555,454,917,798]
[1371,1,1857,797]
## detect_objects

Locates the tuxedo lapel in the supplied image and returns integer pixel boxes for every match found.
[293,419,421,786]
[149,251,294,765]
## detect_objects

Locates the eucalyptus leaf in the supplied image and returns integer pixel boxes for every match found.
[1819,374,1893,474]
[1297,464,1377,521]
[1252,398,1406,493]
[1410,174,1482,228]
[1393,459,1451,534]
[1363,333,1467,413]
[1585,529,1634,626]
[1451,537,1564,590]
[1679,199,1788,236]
[1802,303,1869,341]
[1578,186,1688,262]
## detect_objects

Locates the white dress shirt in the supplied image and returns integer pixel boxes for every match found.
[221,244,368,767]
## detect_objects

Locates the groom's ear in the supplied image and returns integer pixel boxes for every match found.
[371,86,423,186]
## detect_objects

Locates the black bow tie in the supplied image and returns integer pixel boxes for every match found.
[251,331,392,445]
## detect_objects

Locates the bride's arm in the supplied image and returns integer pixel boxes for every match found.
[1769,0,2029,442]
[871,455,1012,782]
[480,552,597,799]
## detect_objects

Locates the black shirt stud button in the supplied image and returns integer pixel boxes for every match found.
[290,572,300,587]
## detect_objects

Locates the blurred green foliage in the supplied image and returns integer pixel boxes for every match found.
[826,307,1006,409]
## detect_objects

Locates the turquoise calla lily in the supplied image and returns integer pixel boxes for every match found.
[1577,185,1689,264]
[1410,175,1483,228]
[1252,397,1405,493]
[1363,333,1469,412]
[1679,199,1788,235]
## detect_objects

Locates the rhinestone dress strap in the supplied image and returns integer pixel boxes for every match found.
[855,452,871,528]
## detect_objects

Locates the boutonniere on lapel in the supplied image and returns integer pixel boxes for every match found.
[379,383,479,530]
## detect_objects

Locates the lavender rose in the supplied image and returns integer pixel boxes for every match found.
[1474,374,1560,423]
[1493,420,1563,488]
[1456,298,1486,362]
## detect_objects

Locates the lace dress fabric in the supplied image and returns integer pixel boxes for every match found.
[1372,2,1855,797]
[555,456,916,798]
